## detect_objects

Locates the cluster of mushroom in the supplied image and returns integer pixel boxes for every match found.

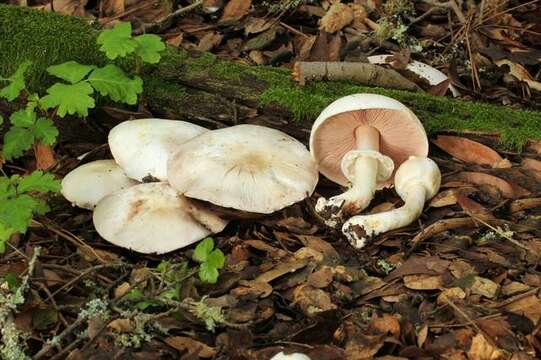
[62,119,318,254]
[309,94,441,249]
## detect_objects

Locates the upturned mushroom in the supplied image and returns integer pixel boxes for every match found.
[61,160,138,209]
[342,156,441,249]
[310,93,429,227]
[93,182,228,254]
[108,118,207,181]
[167,124,319,215]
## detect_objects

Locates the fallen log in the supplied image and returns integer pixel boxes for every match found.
[0,4,540,149]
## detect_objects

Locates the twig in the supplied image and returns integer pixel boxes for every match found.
[50,263,127,298]
[137,0,204,34]
[472,216,533,252]
[34,316,87,359]
[422,0,467,24]
[442,297,498,348]
[279,22,309,38]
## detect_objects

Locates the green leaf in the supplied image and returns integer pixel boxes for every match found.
[0,178,16,200]
[3,127,34,160]
[40,82,95,117]
[159,288,178,300]
[193,237,214,263]
[134,34,166,64]
[0,61,31,101]
[3,272,18,290]
[10,109,36,127]
[46,61,95,84]
[156,260,170,273]
[88,65,142,105]
[0,194,39,233]
[136,299,160,311]
[33,118,59,145]
[0,115,3,126]
[17,171,61,194]
[207,249,225,269]
[0,222,15,253]
[199,263,219,284]
[97,22,137,60]
[124,289,143,300]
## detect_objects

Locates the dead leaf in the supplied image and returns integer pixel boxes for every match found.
[220,0,252,23]
[456,193,494,220]
[417,324,429,348]
[430,188,476,208]
[292,284,337,316]
[255,259,308,283]
[470,276,500,299]
[496,60,541,92]
[505,294,541,325]
[433,136,505,167]
[107,318,133,333]
[349,3,369,32]
[114,282,131,299]
[437,287,466,305]
[502,282,530,297]
[319,2,353,33]
[166,33,183,47]
[294,247,324,262]
[245,17,272,35]
[308,266,334,288]
[197,32,223,52]
[403,274,443,290]
[36,0,88,16]
[102,0,124,16]
[296,235,340,261]
[370,313,401,338]
[231,280,273,298]
[455,172,516,199]
[34,142,56,170]
[164,336,216,358]
[385,256,451,282]
[467,333,507,360]
[345,333,385,360]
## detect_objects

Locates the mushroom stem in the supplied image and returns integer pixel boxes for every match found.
[315,126,392,227]
[355,125,380,151]
[342,185,427,249]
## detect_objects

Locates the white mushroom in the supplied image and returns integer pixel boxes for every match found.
[310,94,428,227]
[167,124,319,214]
[270,352,311,360]
[93,182,228,254]
[61,160,138,209]
[368,54,460,97]
[108,118,207,181]
[342,156,441,249]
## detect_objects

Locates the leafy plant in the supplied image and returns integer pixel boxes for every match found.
[0,22,165,254]
[0,171,60,253]
[192,237,225,284]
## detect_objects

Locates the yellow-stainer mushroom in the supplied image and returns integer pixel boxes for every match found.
[167,124,319,215]
[108,118,207,181]
[61,160,138,209]
[309,94,429,227]
[343,156,441,249]
[93,182,228,254]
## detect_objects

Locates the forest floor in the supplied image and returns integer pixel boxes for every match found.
[2,1,541,359]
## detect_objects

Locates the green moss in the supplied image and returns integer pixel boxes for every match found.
[0,4,104,91]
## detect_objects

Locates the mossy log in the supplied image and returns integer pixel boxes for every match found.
[1,4,541,149]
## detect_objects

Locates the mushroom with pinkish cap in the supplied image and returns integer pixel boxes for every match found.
[342,156,441,249]
[309,93,429,227]
[92,182,228,254]
[167,124,319,214]
[61,160,138,210]
[108,118,207,182]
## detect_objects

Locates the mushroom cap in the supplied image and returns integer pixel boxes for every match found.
[395,156,441,201]
[61,160,138,209]
[108,118,207,181]
[270,352,311,360]
[167,124,319,214]
[309,94,428,187]
[92,182,228,254]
